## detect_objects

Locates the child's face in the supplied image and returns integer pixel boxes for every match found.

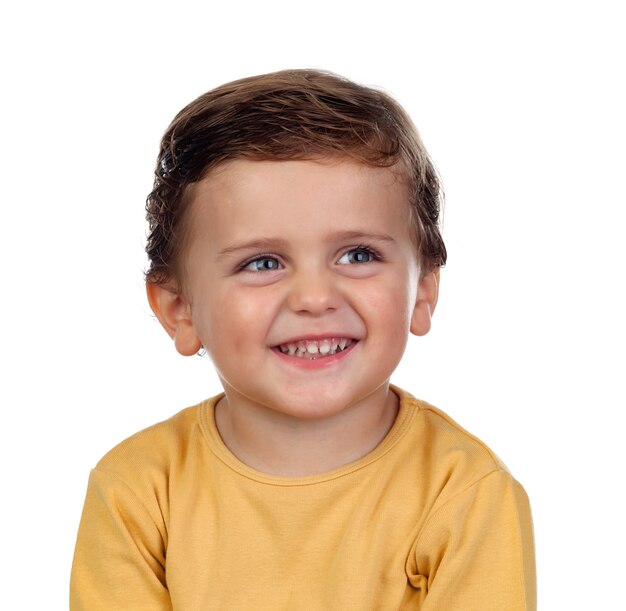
[152,158,437,420]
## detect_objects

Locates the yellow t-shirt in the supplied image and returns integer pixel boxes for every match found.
[71,387,536,610]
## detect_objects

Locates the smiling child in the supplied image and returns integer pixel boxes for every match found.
[71,69,536,610]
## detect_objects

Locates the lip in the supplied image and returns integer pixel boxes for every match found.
[270,339,358,369]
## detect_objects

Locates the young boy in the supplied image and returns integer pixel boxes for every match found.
[71,69,536,610]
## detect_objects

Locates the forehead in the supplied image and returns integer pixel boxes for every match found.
[186,158,411,239]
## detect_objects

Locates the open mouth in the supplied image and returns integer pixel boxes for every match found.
[274,338,356,359]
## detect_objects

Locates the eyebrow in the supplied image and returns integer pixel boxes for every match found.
[329,230,396,244]
[217,238,290,258]
[217,231,396,259]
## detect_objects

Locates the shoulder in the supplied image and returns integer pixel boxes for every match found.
[394,385,505,469]
[75,397,221,552]
[393,389,536,606]
[393,386,516,507]
[94,395,220,484]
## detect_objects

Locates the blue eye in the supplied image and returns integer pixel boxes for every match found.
[337,247,377,265]
[242,256,282,272]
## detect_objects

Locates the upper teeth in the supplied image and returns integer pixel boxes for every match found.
[277,338,353,357]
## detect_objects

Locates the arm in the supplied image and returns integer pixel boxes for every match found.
[70,469,173,611]
[410,469,536,610]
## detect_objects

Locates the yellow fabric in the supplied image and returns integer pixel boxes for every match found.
[71,387,536,610]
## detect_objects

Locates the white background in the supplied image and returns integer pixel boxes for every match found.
[2,1,624,608]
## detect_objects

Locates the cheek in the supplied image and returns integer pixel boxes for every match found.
[365,280,414,329]
[212,286,277,346]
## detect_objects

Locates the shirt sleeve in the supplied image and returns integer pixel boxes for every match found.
[70,468,173,611]
[409,469,536,610]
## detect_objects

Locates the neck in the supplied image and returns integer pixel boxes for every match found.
[214,385,399,477]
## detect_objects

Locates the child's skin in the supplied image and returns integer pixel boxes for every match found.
[148,157,439,477]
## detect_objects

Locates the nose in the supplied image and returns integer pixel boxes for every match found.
[287,267,340,316]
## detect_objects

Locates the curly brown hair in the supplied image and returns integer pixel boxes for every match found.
[145,69,447,286]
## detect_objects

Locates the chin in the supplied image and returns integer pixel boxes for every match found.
[272,384,386,421]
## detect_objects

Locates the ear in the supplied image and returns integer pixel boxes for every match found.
[146,283,203,356]
[410,268,440,337]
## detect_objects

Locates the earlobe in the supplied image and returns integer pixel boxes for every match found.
[410,268,440,337]
[146,283,203,356]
